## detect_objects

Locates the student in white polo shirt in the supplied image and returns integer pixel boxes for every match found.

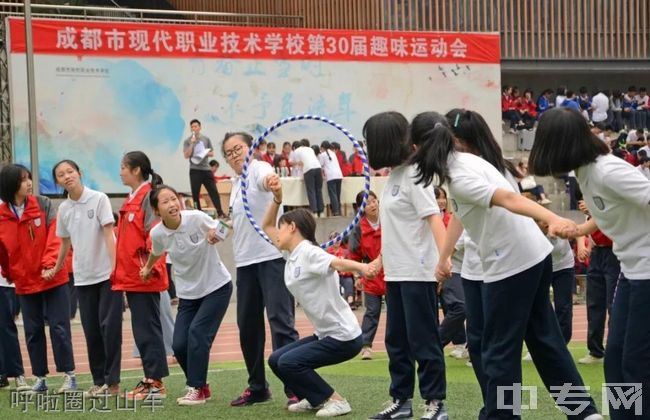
[261,177,371,418]
[291,138,325,217]
[222,132,299,407]
[140,185,232,406]
[319,141,344,216]
[529,107,650,420]
[409,111,602,420]
[363,111,448,420]
[44,159,122,397]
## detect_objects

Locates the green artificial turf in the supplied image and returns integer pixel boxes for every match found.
[0,345,607,419]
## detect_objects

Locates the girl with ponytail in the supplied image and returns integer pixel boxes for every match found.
[364,111,449,420]
[410,111,603,420]
[113,150,169,400]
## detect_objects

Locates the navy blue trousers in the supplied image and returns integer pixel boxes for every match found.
[0,287,24,377]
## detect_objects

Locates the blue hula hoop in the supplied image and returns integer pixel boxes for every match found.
[240,114,370,249]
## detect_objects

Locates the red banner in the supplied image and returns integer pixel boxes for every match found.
[8,17,500,64]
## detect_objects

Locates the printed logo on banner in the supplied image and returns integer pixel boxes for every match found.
[87,209,94,219]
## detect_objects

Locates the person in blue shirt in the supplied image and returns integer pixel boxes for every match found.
[560,91,581,112]
[622,86,638,129]
[537,89,554,117]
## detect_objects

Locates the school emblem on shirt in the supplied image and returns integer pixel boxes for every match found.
[33,217,41,227]
[391,185,400,196]
[128,213,135,222]
[87,209,94,219]
[294,267,301,278]
[593,196,605,211]
[189,233,199,244]
[451,199,458,213]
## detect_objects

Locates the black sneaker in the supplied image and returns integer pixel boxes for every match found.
[420,400,449,420]
[0,375,9,389]
[369,399,413,419]
[230,388,272,407]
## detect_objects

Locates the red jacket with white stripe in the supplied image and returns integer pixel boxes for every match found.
[112,183,168,292]
[0,196,68,295]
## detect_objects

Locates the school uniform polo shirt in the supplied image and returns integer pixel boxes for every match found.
[284,240,361,342]
[575,154,650,279]
[151,210,231,300]
[229,160,283,268]
[292,146,322,173]
[549,237,575,272]
[380,164,440,282]
[319,150,343,181]
[447,152,552,283]
[56,187,114,286]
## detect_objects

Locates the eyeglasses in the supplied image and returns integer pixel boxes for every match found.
[224,144,245,159]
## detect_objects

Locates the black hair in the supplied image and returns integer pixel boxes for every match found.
[122,151,163,187]
[282,141,291,147]
[149,184,179,211]
[190,119,201,126]
[638,150,648,158]
[434,186,447,200]
[222,132,253,157]
[311,145,320,156]
[0,164,32,205]
[331,141,341,151]
[300,138,310,147]
[640,156,650,163]
[593,122,607,131]
[363,111,410,169]
[321,141,333,160]
[267,141,276,148]
[641,87,648,93]
[579,86,588,94]
[565,90,575,98]
[556,85,567,95]
[523,88,534,97]
[278,208,317,245]
[209,159,219,167]
[502,85,512,94]
[52,159,81,198]
[292,141,301,150]
[542,88,553,95]
[273,155,288,167]
[445,108,516,177]
[528,108,610,176]
[355,189,377,209]
[628,85,637,93]
[408,111,454,187]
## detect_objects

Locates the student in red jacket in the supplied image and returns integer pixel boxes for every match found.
[0,164,76,394]
[113,151,169,400]
[347,190,385,361]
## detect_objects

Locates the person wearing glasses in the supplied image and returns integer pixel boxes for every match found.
[221,132,299,408]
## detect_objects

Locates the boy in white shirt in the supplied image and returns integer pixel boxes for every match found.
[291,139,324,217]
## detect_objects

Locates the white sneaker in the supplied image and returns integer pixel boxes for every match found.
[316,398,352,417]
[420,400,449,420]
[56,373,77,394]
[448,344,464,359]
[15,375,31,392]
[578,354,603,364]
[522,352,532,362]
[288,398,322,413]
[583,414,604,420]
